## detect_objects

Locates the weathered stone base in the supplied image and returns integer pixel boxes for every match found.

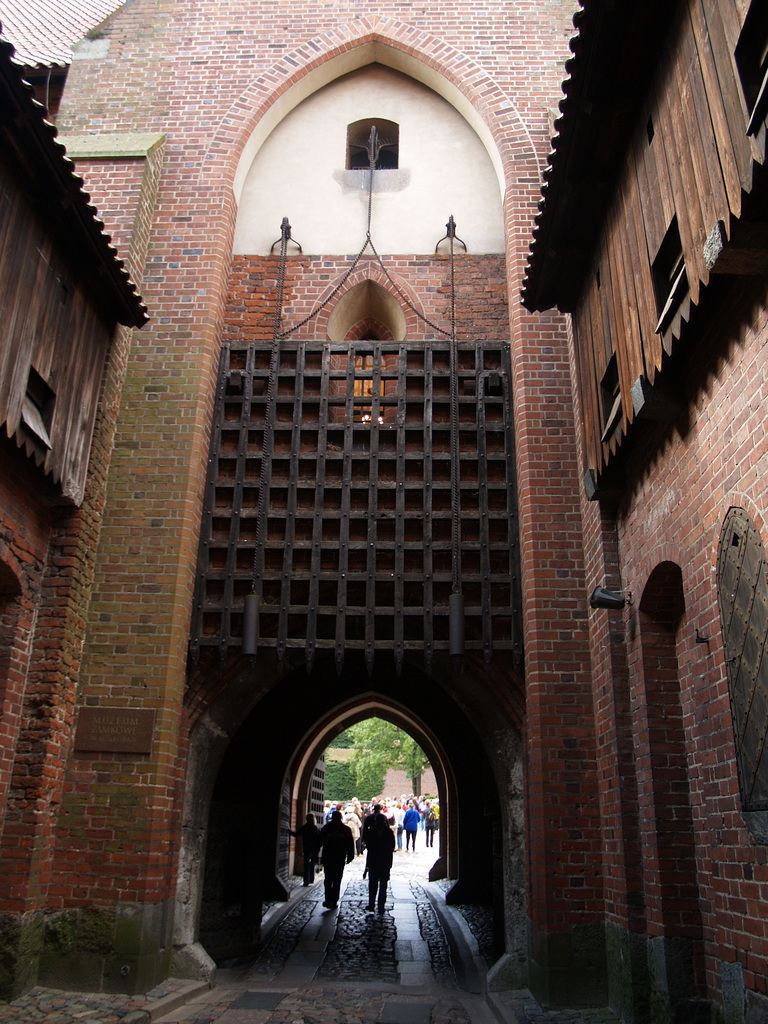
[715,958,768,1024]
[171,941,217,983]
[0,912,44,1001]
[648,935,710,1024]
[527,920,607,1009]
[16,899,176,998]
[487,951,528,991]
[605,921,651,1023]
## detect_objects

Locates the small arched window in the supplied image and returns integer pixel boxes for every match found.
[346,118,399,170]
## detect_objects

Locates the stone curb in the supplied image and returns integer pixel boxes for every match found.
[144,980,212,1021]
[486,991,519,1024]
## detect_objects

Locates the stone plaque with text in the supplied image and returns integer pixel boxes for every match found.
[75,707,156,753]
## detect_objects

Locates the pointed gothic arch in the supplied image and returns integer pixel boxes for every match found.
[199,18,542,211]
[326,279,406,342]
[632,561,705,1018]
[176,649,526,980]
[285,693,457,877]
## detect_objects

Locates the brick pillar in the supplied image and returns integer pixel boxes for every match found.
[507,228,606,1005]
[581,500,650,1021]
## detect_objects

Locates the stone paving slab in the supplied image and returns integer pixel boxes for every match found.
[489,991,620,1024]
[0,850,619,1024]
[0,979,208,1024]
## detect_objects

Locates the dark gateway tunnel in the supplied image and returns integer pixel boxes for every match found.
[176,321,527,976]
[176,650,525,975]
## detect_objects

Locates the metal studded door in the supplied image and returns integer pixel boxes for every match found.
[717,507,768,811]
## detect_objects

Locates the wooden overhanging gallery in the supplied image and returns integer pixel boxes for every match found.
[0,31,147,505]
[522,0,768,500]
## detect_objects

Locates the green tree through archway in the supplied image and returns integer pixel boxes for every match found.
[349,718,431,797]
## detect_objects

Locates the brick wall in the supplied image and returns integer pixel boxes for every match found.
[618,276,768,1002]
[381,768,438,799]
[575,268,768,1011]
[0,444,53,873]
[223,254,510,344]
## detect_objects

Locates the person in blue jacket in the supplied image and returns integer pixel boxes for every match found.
[402,800,420,851]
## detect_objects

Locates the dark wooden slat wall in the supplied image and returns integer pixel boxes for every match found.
[574,0,765,483]
[574,287,604,476]
[0,164,113,503]
[625,146,661,380]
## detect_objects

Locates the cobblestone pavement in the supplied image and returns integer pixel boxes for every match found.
[0,844,618,1024]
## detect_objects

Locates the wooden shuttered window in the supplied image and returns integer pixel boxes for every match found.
[574,0,768,492]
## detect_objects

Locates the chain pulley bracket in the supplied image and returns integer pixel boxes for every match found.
[270,217,303,254]
[435,215,467,254]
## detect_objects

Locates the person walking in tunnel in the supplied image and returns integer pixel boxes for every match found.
[318,810,354,909]
[424,800,437,848]
[393,799,405,851]
[402,799,420,851]
[343,803,362,856]
[289,812,321,886]
[362,803,396,913]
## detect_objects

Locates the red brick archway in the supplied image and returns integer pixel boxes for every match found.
[177,650,526,976]
[200,18,542,207]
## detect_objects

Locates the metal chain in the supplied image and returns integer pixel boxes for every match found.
[367,126,375,238]
[277,235,371,339]
[278,127,450,341]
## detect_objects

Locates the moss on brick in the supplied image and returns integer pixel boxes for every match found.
[79,908,116,955]
[43,911,78,954]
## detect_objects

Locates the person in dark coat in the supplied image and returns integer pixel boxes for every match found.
[290,812,321,886]
[424,801,437,848]
[318,810,354,909]
[362,803,396,913]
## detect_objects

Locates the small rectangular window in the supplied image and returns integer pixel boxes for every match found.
[354,353,374,422]
[600,353,622,444]
[735,1,768,136]
[346,119,399,170]
[21,366,55,450]
[653,217,688,335]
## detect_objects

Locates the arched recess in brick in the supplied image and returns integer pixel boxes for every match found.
[326,279,405,342]
[635,561,704,1017]
[0,554,33,833]
[316,266,426,341]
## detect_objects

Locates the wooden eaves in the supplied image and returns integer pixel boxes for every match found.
[520,0,678,315]
[0,28,148,329]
